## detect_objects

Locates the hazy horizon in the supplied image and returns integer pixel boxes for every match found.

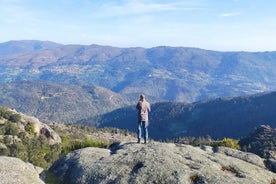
[1,0,276,52]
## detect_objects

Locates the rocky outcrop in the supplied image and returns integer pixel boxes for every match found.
[14,109,61,145]
[239,125,276,155]
[0,156,44,184]
[213,146,267,168]
[49,141,276,184]
[239,125,276,172]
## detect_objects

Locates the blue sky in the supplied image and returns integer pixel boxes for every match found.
[1,0,276,51]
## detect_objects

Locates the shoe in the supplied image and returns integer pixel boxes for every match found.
[137,139,141,144]
[144,140,147,144]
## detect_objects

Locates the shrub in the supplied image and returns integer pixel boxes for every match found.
[0,124,5,135]
[25,122,35,135]
[4,123,19,136]
[8,113,21,122]
[190,174,204,183]
[60,136,108,156]
[8,142,28,161]
[0,107,10,119]
[0,147,9,156]
[84,136,107,148]
[212,138,240,150]
[3,136,12,144]
[0,107,21,122]
[44,171,62,184]
[175,136,213,146]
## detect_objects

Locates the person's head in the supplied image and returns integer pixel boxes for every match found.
[140,94,145,100]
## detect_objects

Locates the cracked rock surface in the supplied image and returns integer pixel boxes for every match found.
[49,141,276,184]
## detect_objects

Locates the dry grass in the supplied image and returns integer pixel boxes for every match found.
[221,165,239,175]
[190,174,204,184]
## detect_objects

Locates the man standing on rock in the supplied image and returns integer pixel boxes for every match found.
[136,94,151,144]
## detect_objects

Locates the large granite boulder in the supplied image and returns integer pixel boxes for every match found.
[0,156,44,184]
[18,110,61,145]
[49,141,276,184]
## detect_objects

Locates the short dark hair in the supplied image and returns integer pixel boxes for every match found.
[140,94,145,99]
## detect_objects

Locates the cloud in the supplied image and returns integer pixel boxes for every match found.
[93,0,205,18]
[219,12,241,17]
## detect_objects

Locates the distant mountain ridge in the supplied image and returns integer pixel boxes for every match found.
[0,40,62,57]
[97,91,276,140]
[1,40,276,103]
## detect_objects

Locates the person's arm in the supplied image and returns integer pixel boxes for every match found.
[136,101,141,110]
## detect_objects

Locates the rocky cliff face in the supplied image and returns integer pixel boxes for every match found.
[49,141,276,184]
[0,156,44,184]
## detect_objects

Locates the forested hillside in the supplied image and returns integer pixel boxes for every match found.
[0,81,130,123]
[97,91,276,140]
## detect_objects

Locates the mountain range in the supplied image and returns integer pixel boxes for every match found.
[0,40,276,140]
[1,40,276,103]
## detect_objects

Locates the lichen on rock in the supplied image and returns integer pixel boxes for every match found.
[0,156,44,184]
[49,141,276,184]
